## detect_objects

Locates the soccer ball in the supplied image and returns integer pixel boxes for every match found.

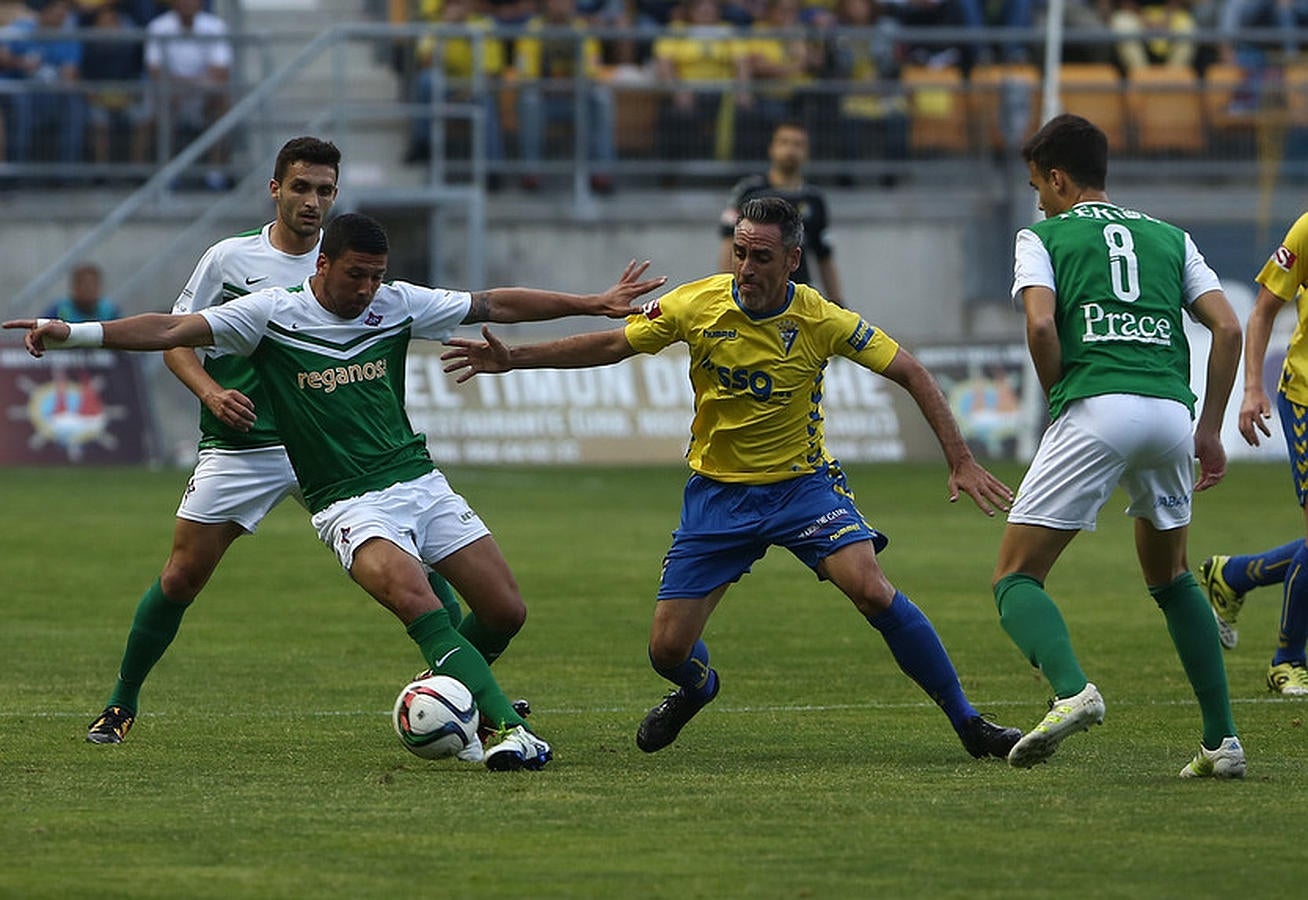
[392,674,480,760]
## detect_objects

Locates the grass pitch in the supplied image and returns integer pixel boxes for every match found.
[3,462,1307,898]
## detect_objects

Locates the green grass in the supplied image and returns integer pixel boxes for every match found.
[3,462,1307,898]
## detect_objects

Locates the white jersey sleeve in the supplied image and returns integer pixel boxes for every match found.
[172,242,226,315]
[1012,228,1055,300]
[1181,232,1222,306]
[198,289,278,357]
[392,281,472,341]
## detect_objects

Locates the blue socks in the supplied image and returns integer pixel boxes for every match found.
[867,592,977,733]
[1274,541,1308,666]
[652,639,718,701]
[1223,540,1302,594]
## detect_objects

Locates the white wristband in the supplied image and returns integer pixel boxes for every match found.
[43,321,104,348]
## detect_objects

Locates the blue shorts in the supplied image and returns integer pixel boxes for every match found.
[656,467,889,600]
[1279,391,1308,507]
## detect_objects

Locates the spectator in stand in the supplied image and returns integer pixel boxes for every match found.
[145,0,232,190]
[3,0,84,169]
[81,1,150,168]
[1218,0,1306,86]
[1110,0,1196,73]
[653,0,744,162]
[403,0,506,174]
[733,0,810,160]
[812,0,906,175]
[42,263,122,322]
[514,0,617,193]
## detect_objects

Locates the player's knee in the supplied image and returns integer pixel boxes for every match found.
[846,573,896,617]
[648,632,694,670]
[158,559,210,602]
[478,600,526,636]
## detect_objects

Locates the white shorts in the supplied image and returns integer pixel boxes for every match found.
[310,469,491,572]
[1009,393,1195,532]
[176,446,304,533]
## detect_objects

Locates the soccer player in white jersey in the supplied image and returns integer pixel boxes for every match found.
[8,212,666,770]
[994,114,1246,778]
[441,196,1026,761]
[79,137,347,746]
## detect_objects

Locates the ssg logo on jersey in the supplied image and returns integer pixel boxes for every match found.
[1273,245,1298,272]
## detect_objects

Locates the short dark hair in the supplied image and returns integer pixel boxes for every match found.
[739,196,805,251]
[322,213,388,259]
[1021,114,1108,190]
[273,136,341,183]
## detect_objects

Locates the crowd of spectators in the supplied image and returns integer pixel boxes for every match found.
[0,0,1299,188]
[0,0,232,185]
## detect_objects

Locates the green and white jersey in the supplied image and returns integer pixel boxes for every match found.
[171,223,322,451]
[1012,201,1221,421]
[198,278,472,513]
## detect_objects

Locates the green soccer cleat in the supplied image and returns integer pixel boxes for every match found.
[1198,556,1244,650]
[1179,736,1246,779]
[1266,662,1308,696]
[86,706,135,744]
[1007,683,1106,769]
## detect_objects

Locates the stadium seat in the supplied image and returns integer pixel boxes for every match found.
[1285,62,1308,125]
[1058,63,1127,151]
[1126,65,1205,154]
[969,63,1041,152]
[1203,62,1258,132]
[613,87,660,157]
[901,64,970,155]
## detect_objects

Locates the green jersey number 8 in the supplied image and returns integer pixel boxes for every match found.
[1103,223,1140,303]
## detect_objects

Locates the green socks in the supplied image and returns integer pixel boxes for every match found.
[1151,571,1238,749]
[426,571,463,629]
[105,579,191,714]
[994,573,1088,699]
[407,608,526,731]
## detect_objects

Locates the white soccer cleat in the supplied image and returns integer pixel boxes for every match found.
[1179,736,1246,779]
[484,725,552,772]
[1007,682,1106,769]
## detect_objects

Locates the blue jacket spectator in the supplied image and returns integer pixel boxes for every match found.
[42,263,122,322]
[3,0,85,165]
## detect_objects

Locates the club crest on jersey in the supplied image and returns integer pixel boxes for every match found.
[365,310,383,326]
[777,319,799,355]
[1273,245,1298,271]
[641,298,662,320]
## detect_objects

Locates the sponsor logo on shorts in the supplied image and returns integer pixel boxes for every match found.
[828,523,862,541]
[1154,494,1190,509]
[1273,245,1298,271]
[297,359,388,393]
[797,507,850,539]
[339,525,351,546]
[460,509,476,522]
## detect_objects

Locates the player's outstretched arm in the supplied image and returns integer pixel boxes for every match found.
[1190,288,1243,491]
[880,347,1014,517]
[442,326,636,383]
[4,313,214,358]
[466,260,667,324]
[164,347,256,432]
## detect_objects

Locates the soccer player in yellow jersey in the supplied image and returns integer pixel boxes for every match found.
[443,196,1024,759]
[1196,213,1308,696]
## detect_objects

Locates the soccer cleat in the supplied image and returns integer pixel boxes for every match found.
[635,674,720,753]
[959,715,1023,759]
[1179,736,1246,779]
[1199,556,1243,650]
[1266,662,1308,696]
[1007,682,1106,769]
[86,706,135,744]
[483,725,553,771]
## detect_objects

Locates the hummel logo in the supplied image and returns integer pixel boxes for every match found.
[434,647,461,667]
[245,275,268,286]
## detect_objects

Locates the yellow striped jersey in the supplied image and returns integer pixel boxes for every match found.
[1256,211,1308,405]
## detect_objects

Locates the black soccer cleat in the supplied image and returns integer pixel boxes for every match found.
[959,714,1023,759]
[86,705,135,744]
[635,674,720,753]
